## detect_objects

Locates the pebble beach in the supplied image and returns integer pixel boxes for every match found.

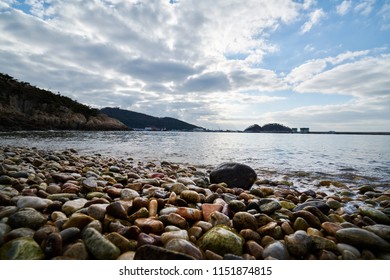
[0,146,389,260]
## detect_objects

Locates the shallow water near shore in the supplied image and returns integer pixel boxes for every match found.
[0,130,389,186]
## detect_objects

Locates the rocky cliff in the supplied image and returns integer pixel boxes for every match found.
[0,74,128,131]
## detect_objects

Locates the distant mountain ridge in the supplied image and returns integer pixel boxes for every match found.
[100,107,203,131]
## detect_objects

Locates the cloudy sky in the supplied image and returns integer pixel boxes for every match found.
[1,0,390,131]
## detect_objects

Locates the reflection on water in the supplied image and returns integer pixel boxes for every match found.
[1,130,389,184]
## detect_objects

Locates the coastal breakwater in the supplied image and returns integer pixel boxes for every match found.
[0,146,389,260]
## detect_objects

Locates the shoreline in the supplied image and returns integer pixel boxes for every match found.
[0,146,389,260]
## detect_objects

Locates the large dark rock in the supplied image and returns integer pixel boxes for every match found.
[209,162,257,190]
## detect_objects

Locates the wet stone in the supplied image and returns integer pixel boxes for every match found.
[161,229,189,245]
[8,208,47,230]
[245,240,263,259]
[62,198,87,216]
[106,232,137,253]
[262,241,290,260]
[209,162,257,190]
[180,190,200,203]
[209,211,232,227]
[62,213,95,230]
[165,239,203,259]
[285,230,312,258]
[0,237,44,260]
[359,207,390,225]
[121,188,140,200]
[293,201,330,214]
[106,201,128,219]
[337,243,361,258]
[293,217,310,231]
[82,227,120,260]
[259,199,282,214]
[167,212,188,229]
[201,203,223,221]
[4,227,35,242]
[336,228,390,252]
[63,241,89,260]
[134,218,164,234]
[87,204,108,220]
[16,196,53,210]
[363,224,390,241]
[233,212,258,231]
[176,207,202,221]
[197,226,244,256]
[134,244,196,260]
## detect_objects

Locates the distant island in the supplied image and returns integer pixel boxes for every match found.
[244,123,292,133]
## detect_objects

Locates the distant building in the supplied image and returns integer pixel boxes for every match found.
[291,128,298,133]
[300,128,310,133]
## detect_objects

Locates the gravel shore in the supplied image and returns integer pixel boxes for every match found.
[0,146,389,260]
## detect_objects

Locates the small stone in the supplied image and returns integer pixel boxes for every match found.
[245,240,263,259]
[292,210,321,229]
[259,199,282,214]
[161,230,189,245]
[201,203,223,221]
[311,235,337,251]
[0,237,44,260]
[262,241,290,260]
[134,218,164,234]
[134,244,195,260]
[62,213,95,230]
[321,222,343,236]
[170,183,188,194]
[16,196,53,210]
[209,211,232,227]
[167,212,189,229]
[280,201,296,210]
[121,188,140,200]
[239,229,261,243]
[106,232,137,253]
[117,251,136,260]
[87,204,107,220]
[0,175,13,185]
[285,230,312,258]
[63,241,89,260]
[148,199,158,217]
[293,201,330,214]
[60,227,80,243]
[197,226,244,256]
[281,221,294,235]
[336,228,390,252]
[228,199,247,212]
[165,239,203,259]
[176,207,202,221]
[82,177,98,191]
[319,250,338,260]
[62,198,87,216]
[337,243,361,258]
[5,227,35,243]
[106,201,128,219]
[293,217,310,231]
[359,207,390,224]
[364,224,390,241]
[128,207,149,223]
[82,227,120,260]
[180,190,200,203]
[233,212,258,231]
[209,162,257,190]
[8,208,47,230]
[44,232,63,259]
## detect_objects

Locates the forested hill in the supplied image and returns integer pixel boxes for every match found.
[0,73,128,131]
[100,107,204,131]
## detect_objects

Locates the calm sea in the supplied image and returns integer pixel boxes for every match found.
[1,131,389,185]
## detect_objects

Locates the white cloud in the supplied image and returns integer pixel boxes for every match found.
[336,0,352,15]
[354,0,375,16]
[295,54,390,98]
[300,8,325,34]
